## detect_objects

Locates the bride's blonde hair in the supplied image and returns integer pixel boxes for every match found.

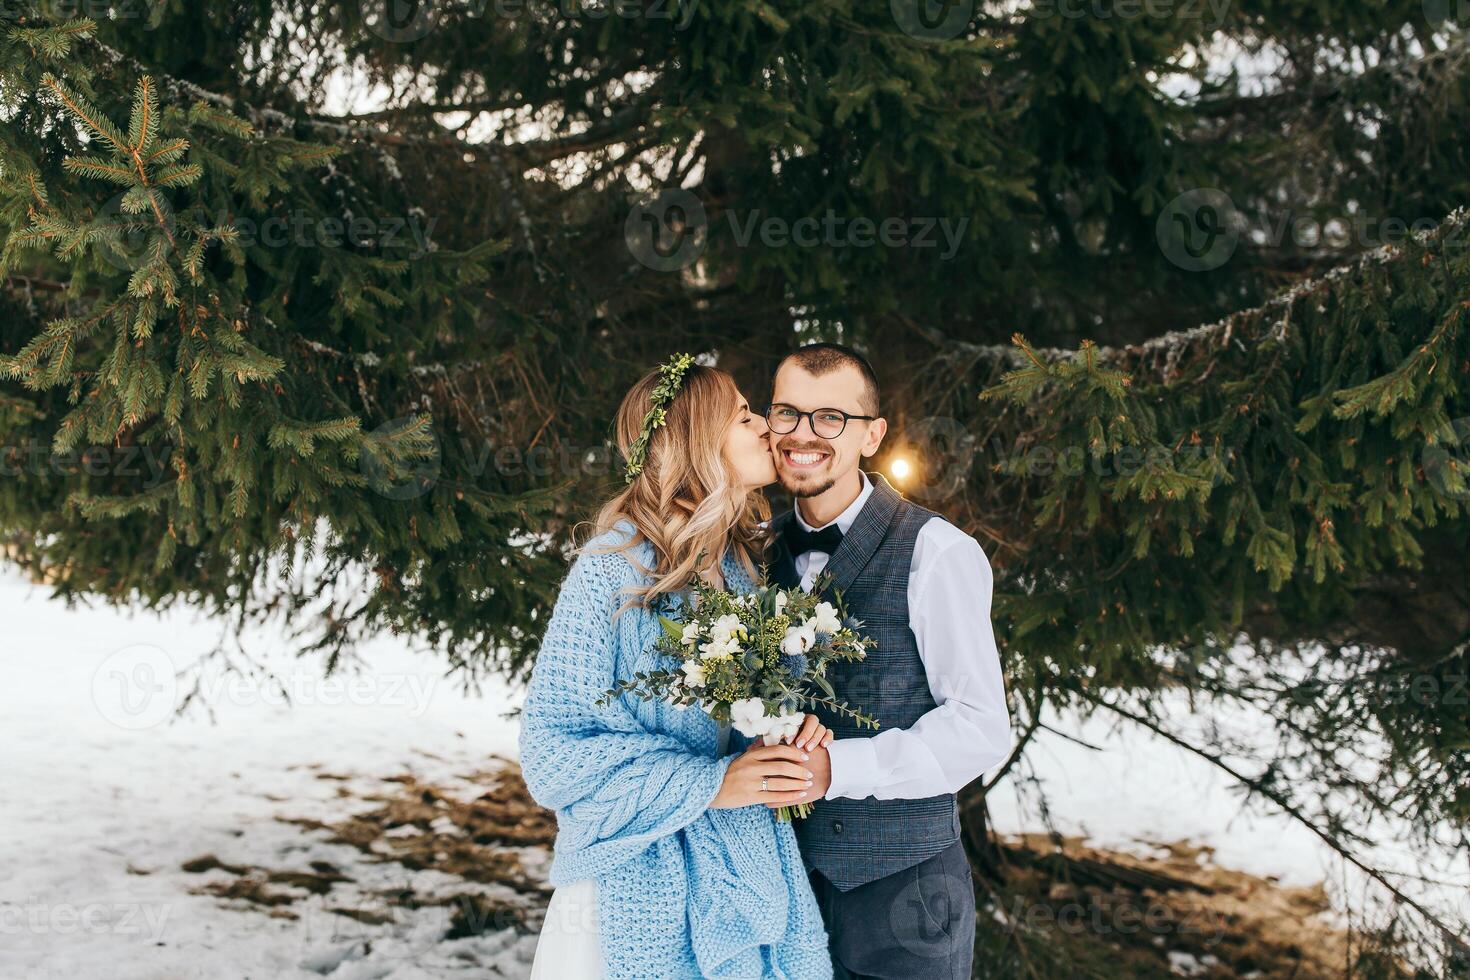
[587,364,769,610]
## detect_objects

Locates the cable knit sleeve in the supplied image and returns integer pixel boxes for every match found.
[518,546,736,881]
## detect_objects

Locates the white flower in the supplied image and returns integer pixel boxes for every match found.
[680,623,702,647]
[681,660,708,688]
[729,697,774,738]
[811,601,841,636]
[780,621,816,656]
[699,635,739,660]
[761,710,805,746]
[708,613,744,644]
[774,592,789,616]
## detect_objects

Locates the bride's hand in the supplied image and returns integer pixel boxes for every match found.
[792,713,834,752]
[709,743,814,809]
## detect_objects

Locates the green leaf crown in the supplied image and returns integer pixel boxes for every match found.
[623,352,697,483]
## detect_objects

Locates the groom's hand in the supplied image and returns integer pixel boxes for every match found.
[770,743,830,805]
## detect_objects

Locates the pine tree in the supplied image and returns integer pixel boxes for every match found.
[2,2,1468,969]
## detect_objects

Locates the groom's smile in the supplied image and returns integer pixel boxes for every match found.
[774,432,843,497]
[779,441,834,472]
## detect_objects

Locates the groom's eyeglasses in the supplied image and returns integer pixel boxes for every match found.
[765,404,876,440]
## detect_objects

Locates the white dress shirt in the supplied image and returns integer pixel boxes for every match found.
[793,471,1012,801]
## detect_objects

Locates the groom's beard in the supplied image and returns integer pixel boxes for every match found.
[793,479,837,497]
[775,437,838,497]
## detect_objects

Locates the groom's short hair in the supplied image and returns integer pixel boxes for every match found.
[778,343,880,416]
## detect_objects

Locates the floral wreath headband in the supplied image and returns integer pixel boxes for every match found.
[623,352,697,483]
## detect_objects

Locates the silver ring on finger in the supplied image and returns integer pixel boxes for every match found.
[761,777,769,792]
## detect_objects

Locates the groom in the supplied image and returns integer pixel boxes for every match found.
[763,343,1011,979]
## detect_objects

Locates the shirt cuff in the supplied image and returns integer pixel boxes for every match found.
[824,737,877,801]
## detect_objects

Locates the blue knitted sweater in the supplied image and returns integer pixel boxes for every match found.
[519,522,832,980]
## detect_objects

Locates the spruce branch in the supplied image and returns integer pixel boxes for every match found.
[39,72,130,156]
[5,17,96,59]
[1082,691,1470,958]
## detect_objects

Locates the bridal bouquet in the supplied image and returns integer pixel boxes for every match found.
[600,574,879,820]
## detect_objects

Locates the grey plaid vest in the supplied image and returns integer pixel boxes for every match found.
[768,472,960,891]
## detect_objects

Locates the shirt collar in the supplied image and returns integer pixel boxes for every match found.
[794,470,872,534]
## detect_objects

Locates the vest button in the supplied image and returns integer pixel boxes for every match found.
[832,820,844,834]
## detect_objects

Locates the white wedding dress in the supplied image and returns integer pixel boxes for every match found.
[528,723,733,979]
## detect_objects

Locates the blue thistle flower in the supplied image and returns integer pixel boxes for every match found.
[779,653,809,677]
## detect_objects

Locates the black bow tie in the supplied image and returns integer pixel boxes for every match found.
[783,520,844,559]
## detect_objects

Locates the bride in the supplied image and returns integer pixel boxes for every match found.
[519,356,836,979]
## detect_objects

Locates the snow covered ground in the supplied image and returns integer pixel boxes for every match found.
[1,564,1464,979]
[0,567,536,980]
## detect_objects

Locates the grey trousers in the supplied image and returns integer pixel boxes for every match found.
[806,840,976,980]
